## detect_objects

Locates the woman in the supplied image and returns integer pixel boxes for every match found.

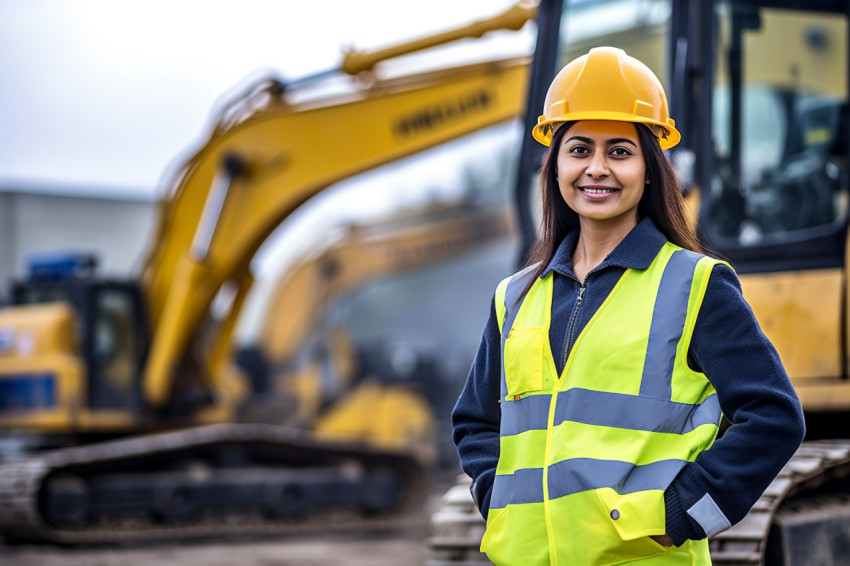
[451,46,805,565]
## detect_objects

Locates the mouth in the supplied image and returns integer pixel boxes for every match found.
[578,186,619,199]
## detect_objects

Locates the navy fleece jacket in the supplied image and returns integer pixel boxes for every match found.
[451,217,805,545]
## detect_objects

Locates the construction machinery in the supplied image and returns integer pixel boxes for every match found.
[0,2,536,544]
[239,197,515,467]
[429,1,850,565]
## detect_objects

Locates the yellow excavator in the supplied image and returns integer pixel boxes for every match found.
[239,198,514,466]
[430,1,850,565]
[0,2,534,543]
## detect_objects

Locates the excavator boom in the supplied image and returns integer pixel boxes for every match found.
[140,57,529,409]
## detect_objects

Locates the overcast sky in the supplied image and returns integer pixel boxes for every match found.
[0,0,534,198]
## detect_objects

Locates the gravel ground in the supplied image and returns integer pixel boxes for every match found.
[1,529,431,566]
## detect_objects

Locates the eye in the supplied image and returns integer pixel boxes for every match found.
[610,146,633,157]
[568,145,590,155]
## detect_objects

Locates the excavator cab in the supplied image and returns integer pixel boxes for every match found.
[1,253,148,434]
[669,0,850,411]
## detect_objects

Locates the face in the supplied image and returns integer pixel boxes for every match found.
[556,120,647,228]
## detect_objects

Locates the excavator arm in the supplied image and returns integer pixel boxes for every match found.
[259,202,514,367]
[139,5,534,409]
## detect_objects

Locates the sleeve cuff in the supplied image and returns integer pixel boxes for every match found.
[665,487,701,546]
[471,471,495,519]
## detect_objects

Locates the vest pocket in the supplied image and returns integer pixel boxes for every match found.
[596,488,667,540]
[592,487,670,562]
[503,327,545,399]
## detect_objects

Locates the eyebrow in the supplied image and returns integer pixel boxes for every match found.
[566,136,638,147]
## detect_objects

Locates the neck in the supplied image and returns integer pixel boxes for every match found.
[572,213,639,280]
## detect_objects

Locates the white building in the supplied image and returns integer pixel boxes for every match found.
[0,187,156,299]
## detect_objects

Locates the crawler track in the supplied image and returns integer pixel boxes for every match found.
[0,423,425,544]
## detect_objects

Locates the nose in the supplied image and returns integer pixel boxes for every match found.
[585,151,609,178]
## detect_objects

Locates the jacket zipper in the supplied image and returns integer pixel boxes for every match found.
[556,265,605,371]
[562,283,585,370]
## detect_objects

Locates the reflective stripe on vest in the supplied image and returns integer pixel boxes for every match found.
[483,243,723,565]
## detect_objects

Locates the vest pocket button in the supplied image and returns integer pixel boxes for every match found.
[610,509,620,520]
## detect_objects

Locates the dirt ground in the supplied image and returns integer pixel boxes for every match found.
[0,479,456,566]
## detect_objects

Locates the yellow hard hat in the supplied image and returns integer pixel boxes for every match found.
[533,46,680,149]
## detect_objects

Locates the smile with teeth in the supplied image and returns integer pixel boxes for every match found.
[580,187,618,194]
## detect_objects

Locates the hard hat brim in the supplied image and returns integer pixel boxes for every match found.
[533,116,680,150]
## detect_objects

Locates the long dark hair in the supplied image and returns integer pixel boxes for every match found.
[520,121,703,295]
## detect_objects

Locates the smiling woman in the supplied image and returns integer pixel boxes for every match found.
[452,46,805,566]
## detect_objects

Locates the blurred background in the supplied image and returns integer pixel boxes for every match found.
[2,0,850,565]
[0,1,533,461]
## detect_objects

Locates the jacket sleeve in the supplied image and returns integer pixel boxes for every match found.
[664,263,806,545]
[451,295,503,519]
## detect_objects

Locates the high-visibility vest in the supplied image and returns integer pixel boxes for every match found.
[482,243,725,566]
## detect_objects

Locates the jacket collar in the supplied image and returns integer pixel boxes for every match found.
[541,216,667,278]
